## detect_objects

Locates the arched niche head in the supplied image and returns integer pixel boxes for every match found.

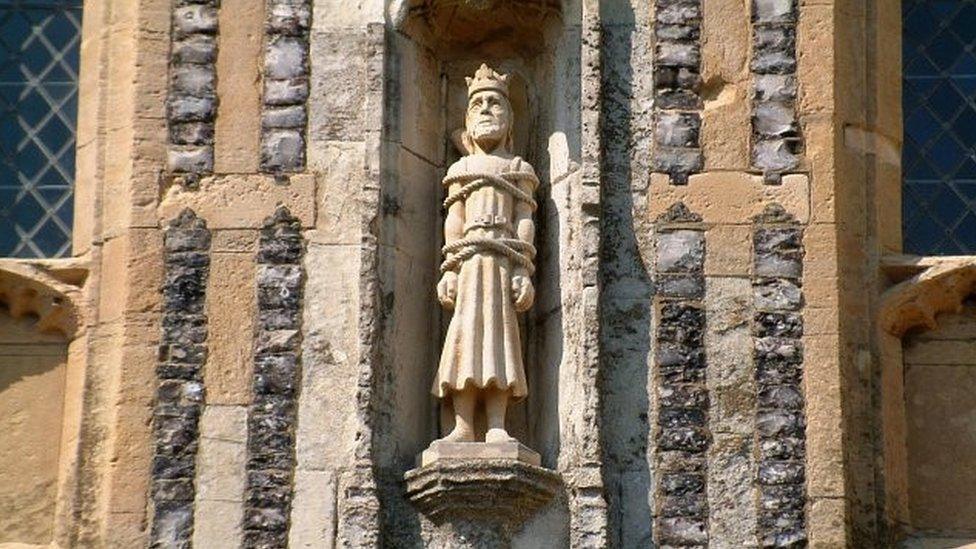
[0,264,84,339]
[879,261,976,337]
[394,0,563,58]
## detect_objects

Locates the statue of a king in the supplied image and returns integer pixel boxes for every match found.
[433,64,539,444]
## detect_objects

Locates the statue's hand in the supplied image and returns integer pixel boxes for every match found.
[512,274,535,312]
[437,272,458,309]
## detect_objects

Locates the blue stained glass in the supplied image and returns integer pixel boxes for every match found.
[903,0,976,254]
[0,0,82,258]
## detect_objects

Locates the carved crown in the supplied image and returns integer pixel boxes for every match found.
[465,63,510,98]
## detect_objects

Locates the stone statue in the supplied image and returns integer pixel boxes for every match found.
[433,64,539,445]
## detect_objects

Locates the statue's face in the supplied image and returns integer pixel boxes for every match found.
[466,90,511,146]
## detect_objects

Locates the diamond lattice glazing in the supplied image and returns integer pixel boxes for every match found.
[903,0,976,255]
[0,0,82,258]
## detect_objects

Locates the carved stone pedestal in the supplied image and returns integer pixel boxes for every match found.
[404,448,561,548]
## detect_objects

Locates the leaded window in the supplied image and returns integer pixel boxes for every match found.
[0,0,82,258]
[903,0,976,255]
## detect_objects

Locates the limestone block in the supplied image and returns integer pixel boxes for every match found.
[309,31,366,142]
[421,441,542,467]
[159,174,316,229]
[192,406,247,548]
[214,0,263,173]
[205,252,257,404]
[647,172,809,224]
[308,141,365,245]
[288,470,337,548]
[705,225,752,276]
[312,0,384,29]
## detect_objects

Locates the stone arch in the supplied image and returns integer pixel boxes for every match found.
[0,260,86,338]
[879,259,976,337]
[0,260,86,545]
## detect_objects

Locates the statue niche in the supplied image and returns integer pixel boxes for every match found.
[433,63,539,447]
[405,65,559,545]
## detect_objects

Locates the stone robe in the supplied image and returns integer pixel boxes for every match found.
[433,154,537,399]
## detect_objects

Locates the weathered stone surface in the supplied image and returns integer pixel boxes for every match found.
[261,0,311,172]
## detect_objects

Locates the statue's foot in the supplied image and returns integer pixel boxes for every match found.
[441,427,475,443]
[485,428,516,444]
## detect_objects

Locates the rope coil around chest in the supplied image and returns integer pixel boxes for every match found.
[441,170,539,275]
[442,171,538,212]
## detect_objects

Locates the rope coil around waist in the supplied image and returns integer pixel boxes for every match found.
[441,237,537,275]
[442,171,539,212]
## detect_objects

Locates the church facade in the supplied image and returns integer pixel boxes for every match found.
[1,0,974,547]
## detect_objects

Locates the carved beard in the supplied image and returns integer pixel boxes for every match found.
[468,119,507,143]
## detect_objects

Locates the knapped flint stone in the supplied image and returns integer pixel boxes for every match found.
[758,384,804,411]
[656,89,702,110]
[255,329,301,354]
[658,516,708,545]
[758,460,804,485]
[244,506,289,532]
[171,64,216,97]
[760,436,806,460]
[168,146,214,173]
[266,1,311,34]
[653,146,704,177]
[156,362,203,381]
[249,395,296,433]
[754,311,803,338]
[165,251,211,271]
[173,5,218,36]
[654,67,702,92]
[170,121,213,145]
[659,384,708,408]
[752,49,797,75]
[656,0,702,25]
[258,307,300,330]
[658,303,705,345]
[755,227,803,278]
[754,278,803,311]
[753,0,796,24]
[265,36,307,80]
[655,228,704,277]
[658,450,706,474]
[161,320,207,345]
[755,74,797,102]
[152,478,195,502]
[655,113,701,149]
[242,528,288,548]
[754,101,797,138]
[658,426,710,452]
[154,414,200,453]
[159,342,208,364]
[757,410,804,438]
[656,342,705,369]
[659,407,707,428]
[152,451,197,481]
[165,224,211,252]
[264,77,309,106]
[172,35,217,64]
[150,501,193,548]
[656,23,700,41]
[755,336,802,362]
[659,362,706,384]
[754,26,795,51]
[163,271,207,312]
[257,235,303,266]
[247,437,296,471]
[261,128,305,172]
[756,361,802,387]
[257,278,302,311]
[761,526,808,548]
[660,472,705,495]
[246,469,293,507]
[657,273,705,299]
[156,379,205,411]
[760,484,806,511]
[253,352,299,395]
[758,508,805,537]
[660,494,707,517]
[168,95,216,122]
[656,202,703,224]
[656,42,700,68]
[263,105,307,129]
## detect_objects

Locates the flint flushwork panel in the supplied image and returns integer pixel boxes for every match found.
[244,207,305,547]
[750,0,802,181]
[167,0,219,178]
[652,0,704,184]
[260,0,311,173]
[653,203,711,546]
[752,205,807,547]
[150,209,212,548]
